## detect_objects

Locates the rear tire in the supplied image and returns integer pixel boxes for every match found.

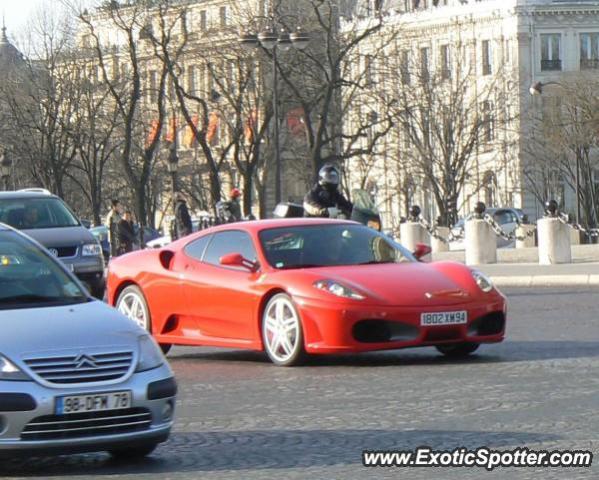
[116,285,173,354]
[109,443,158,459]
[436,342,480,357]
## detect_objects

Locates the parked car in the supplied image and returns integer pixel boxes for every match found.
[107,218,506,366]
[0,191,105,298]
[89,225,110,263]
[0,223,176,458]
[146,219,202,249]
[449,207,526,251]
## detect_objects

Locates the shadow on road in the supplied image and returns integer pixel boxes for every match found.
[168,340,599,368]
[1,428,559,476]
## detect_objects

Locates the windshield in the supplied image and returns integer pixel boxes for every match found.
[259,224,415,269]
[0,231,88,310]
[0,197,80,230]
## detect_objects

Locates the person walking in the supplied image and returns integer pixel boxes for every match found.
[174,192,193,239]
[227,188,243,222]
[117,210,136,255]
[105,199,122,258]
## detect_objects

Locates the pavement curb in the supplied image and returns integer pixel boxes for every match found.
[490,274,599,287]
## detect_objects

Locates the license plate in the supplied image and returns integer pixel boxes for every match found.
[56,391,131,415]
[421,311,467,326]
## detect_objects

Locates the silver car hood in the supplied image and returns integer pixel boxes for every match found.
[0,301,143,361]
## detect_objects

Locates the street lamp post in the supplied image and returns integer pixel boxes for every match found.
[529,80,581,225]
[0,150,12,191]
[239,26,309,204]
[167,131,179,239]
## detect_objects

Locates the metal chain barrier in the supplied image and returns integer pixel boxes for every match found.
[482,214,536,242]
[416,217,463,244]
[556,213,599,238]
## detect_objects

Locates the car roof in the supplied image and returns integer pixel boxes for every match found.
[207,217,357,234]
[0,191,59,200]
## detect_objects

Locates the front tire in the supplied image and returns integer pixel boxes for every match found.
[116,285,173,355]
[436,342,480,358]
[262,293,306,366]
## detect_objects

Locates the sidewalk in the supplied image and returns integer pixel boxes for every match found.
[432,245,599,287]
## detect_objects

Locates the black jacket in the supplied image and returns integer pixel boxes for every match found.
[117,219,136,254]
[303,184,353,218]
[175,200,193,238]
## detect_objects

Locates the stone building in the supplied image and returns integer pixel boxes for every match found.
[343,0,599,232]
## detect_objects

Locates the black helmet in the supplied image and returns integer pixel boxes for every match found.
[318,164,340,190]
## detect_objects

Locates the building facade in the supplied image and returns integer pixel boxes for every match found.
[344,0,599,232]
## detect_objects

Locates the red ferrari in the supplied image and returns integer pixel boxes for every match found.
[106,219,506,366]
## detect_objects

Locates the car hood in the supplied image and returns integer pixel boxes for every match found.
[21,226,96,248]
[1,301,143,361]
[295,262,472,306]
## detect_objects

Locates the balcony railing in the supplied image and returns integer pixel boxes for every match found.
[581,58,599,70]
[541,59,562,71]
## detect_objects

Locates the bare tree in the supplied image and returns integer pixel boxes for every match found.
[525,79,599,227]
[390,41,516,226]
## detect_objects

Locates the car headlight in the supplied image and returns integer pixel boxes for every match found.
[136,335,165,372]
[0,355,29,381]
[313,280,365,300]
[82,243,103,256]
[472,270,493,293]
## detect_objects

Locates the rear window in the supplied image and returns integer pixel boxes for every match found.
[0,197,80,230]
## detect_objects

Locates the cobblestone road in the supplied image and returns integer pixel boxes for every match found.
[2,288,598,479]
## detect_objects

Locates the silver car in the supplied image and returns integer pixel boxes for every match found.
[0,224,176,458]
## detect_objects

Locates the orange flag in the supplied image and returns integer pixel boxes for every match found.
[184,115,199,148]
[145,119,160,148]
[286,107,306,137]
[244,109,258,144]
[206,112,220,146]
[164,117,177,143]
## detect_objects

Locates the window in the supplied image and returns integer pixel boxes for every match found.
[480,100,495,144]
[187,65,196,93]
[364,55,374,86]
[420,47,430,81]
[440,44,451,79]
[540,34,561,71]
[0,231,87,310]
[203,231,257,269]
[482,40,492,75]
[148,70,157,103]
[219,6,228,27]
[184,235,212,261]
[199,10,207,31]
[0,198,80,230]
[504,39,510,63]
[400,50,410,85]
[580,33,599,69]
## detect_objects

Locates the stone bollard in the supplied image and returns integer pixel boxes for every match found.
[515,224,536,248]
[431,226,450,254]
[465,202,497,265]
[570,228,581,246]
[400,206,431,259]
[538,200,571,265]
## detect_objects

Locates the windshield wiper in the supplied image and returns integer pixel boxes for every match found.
[276,264,326,270]
[355,260,396,265]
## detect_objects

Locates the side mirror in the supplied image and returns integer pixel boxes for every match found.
[413,243,432,261]
[219,252,258,271]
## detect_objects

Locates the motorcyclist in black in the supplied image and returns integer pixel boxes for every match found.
[303,164,353,218]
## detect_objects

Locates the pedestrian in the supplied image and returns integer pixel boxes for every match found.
[117,210,136,255]
[174,192,193,239]
[105,199,122,258]
[227,188,243,222]
[303,164,353,218]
